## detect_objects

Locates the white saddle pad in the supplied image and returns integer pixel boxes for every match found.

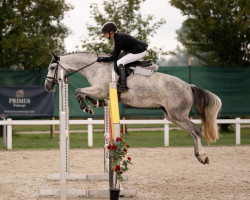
[130,64,159,77]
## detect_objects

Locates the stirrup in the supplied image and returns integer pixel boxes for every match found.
[117,85,128,93]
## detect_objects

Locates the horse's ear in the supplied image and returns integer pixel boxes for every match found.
[49,51,59,61]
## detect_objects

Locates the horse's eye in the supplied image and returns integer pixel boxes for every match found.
[49,63,57,70]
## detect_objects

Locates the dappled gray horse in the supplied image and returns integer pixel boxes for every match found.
[44,52,222,164]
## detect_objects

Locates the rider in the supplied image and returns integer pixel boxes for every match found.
[97,22,148,92]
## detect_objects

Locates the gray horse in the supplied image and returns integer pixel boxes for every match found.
[44,52,222,165]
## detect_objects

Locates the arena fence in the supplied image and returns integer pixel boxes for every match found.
[1,66,250,118]
[1,118,250,150]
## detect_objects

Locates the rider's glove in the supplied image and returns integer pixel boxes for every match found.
[97,57,105,62]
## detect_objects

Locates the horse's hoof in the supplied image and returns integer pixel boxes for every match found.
[80,103,86,110]
[97,100,108,107]
[204,157,209,164]
[83,105,95,115]
[197,154,209,165]
[200,156,209,165]
[77,95,83,103]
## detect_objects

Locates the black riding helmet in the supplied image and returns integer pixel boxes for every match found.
[101,22,117,33]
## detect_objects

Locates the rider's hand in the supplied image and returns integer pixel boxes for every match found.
[97,57,104,62]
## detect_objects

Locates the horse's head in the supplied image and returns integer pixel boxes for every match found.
[44,52,67,92]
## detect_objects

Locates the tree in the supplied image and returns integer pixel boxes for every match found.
[0,0,72,70]
[81,0,167,62]
[170,0,250,67]
[164,45,202,66]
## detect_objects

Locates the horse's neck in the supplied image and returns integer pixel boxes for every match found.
[60,52,97,73]
[60,52,111,81]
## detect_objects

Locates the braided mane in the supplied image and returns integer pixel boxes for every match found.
[64,51,107,57]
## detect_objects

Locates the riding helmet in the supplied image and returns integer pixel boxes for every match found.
[101,22,117,33]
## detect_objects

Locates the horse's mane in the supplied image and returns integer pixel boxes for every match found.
[63,51,108,57]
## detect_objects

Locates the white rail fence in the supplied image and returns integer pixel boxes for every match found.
[1,118,250,150]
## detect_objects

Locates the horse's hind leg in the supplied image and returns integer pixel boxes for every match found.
[162,108,208,164]
[176,119,208,164]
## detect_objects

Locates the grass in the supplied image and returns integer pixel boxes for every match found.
[1,124,249,150]
[11,123,169,133]
[126,128,250,147]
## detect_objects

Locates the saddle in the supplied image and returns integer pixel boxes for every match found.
[114,60,159,78]
[128,60,153,68]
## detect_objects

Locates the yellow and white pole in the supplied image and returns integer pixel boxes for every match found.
[109,82,120,141]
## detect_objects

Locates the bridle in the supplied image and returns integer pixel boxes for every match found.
[45,57,97,87]
[45,60,61,87]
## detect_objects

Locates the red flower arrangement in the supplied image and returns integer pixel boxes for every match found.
[116,137,122,142]
[115,165,121,171]
[107,144,117,150]
[109,134,132,188]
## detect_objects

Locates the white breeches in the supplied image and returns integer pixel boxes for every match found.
[117,51,146,66]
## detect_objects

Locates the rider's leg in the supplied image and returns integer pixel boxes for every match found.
[117,64,128,92]
[117,51,146,66]
[116,51,146,92]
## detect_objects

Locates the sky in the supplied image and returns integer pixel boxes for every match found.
[62,0,186,54]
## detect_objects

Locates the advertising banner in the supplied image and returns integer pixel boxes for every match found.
[0,86,54,116]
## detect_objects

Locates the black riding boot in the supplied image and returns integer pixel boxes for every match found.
[117,64,128,92]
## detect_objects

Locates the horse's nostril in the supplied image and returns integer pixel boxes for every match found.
[44,83,52,92]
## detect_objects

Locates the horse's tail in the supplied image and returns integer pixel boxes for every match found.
[191,85,222,144]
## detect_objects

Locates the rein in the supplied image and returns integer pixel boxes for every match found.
[63,51,99,78]
[63,60,97,78]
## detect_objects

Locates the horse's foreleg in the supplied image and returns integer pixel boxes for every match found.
[84,96,107,107]
[76,95,95,115]
[75,86,108,114]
